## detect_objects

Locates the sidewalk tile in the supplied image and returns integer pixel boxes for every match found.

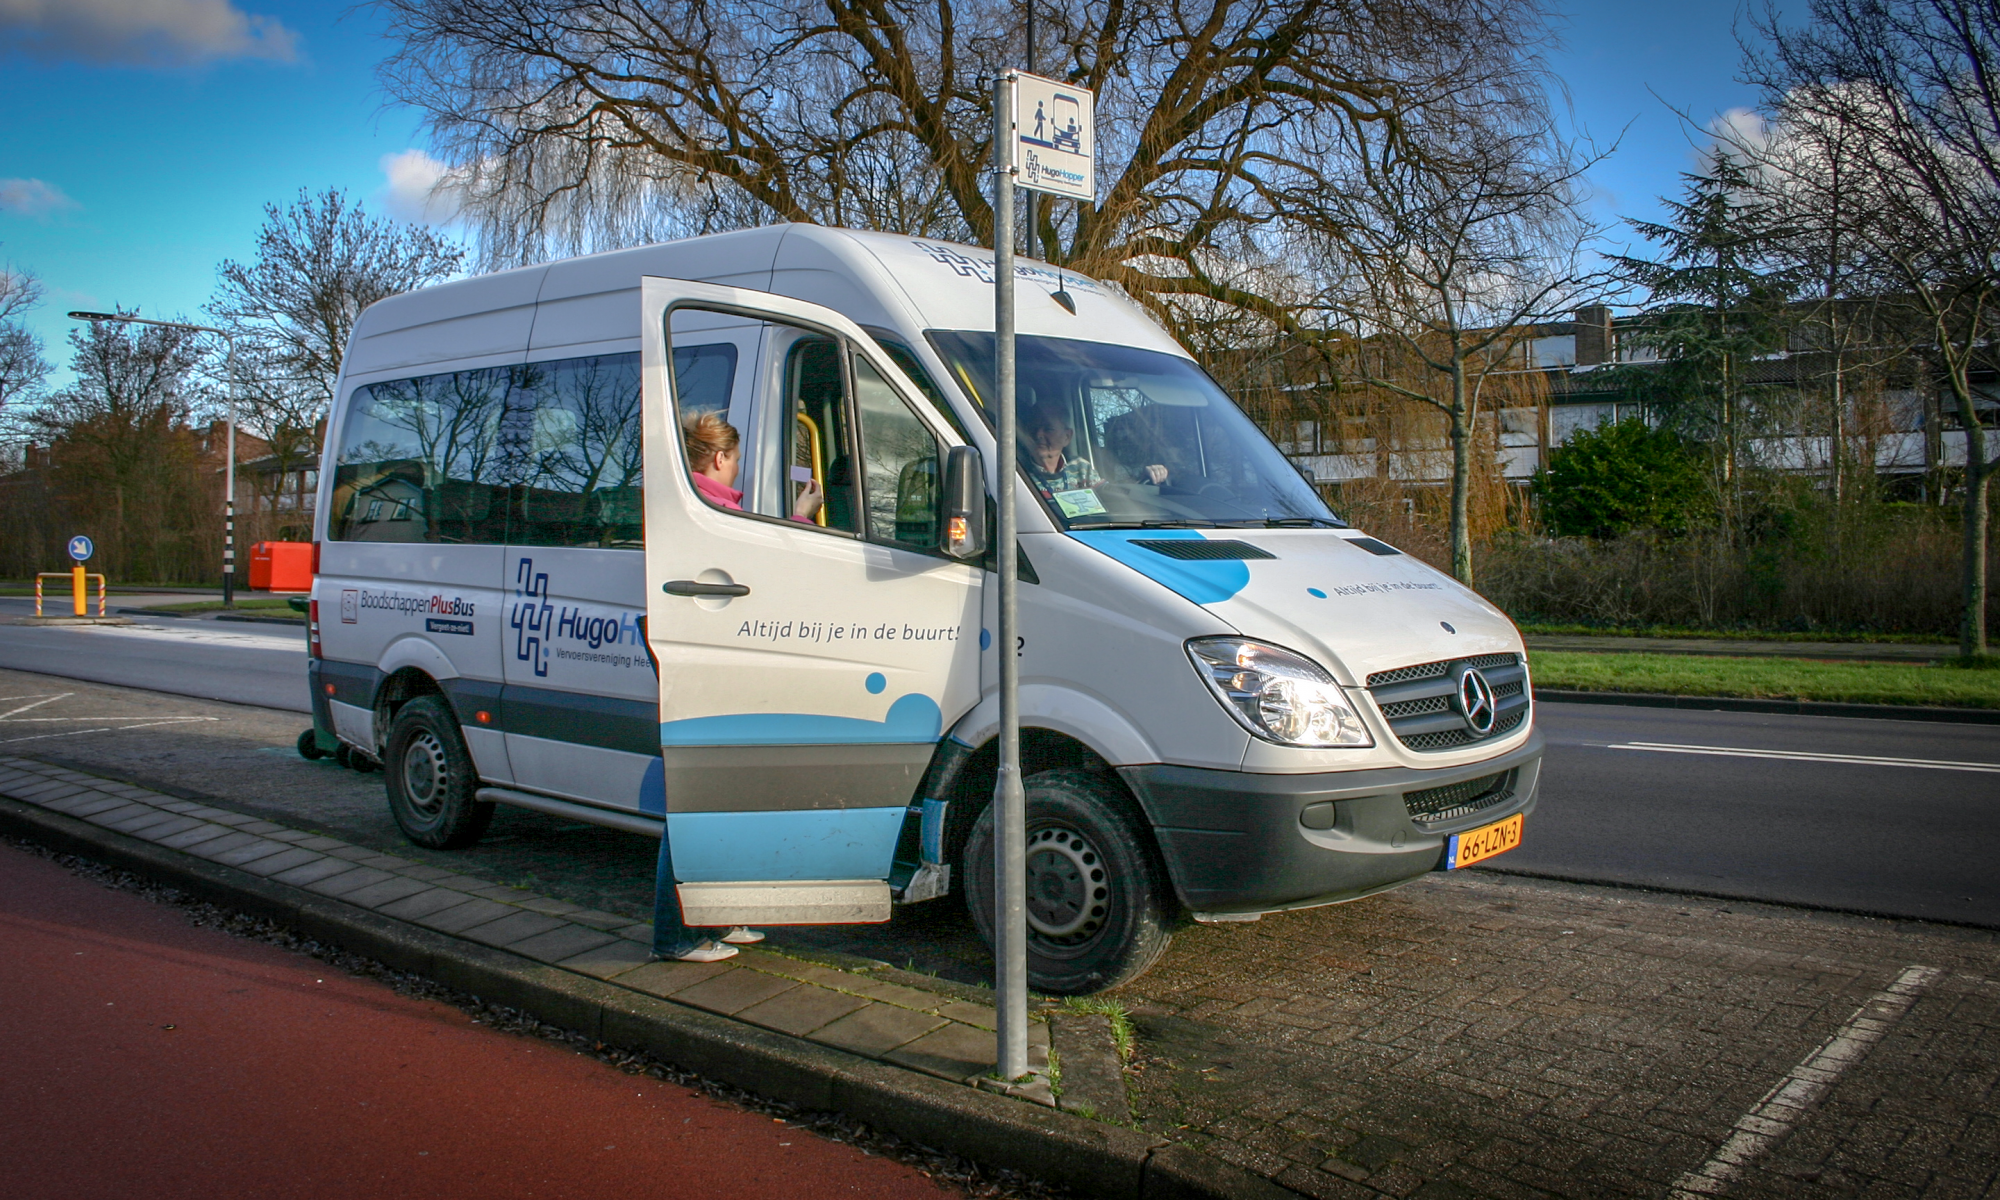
[886,1021,998,1081]
[467,883,529,901]
[132,816,207,843]
[103,809,185,835]
[13,781,88,802]
[236,820,288,835]
[458,910,569,949]
[327,846,376,862]
[937,1000,999,1030]
[204,813,257,827]
[810,1003,946,1057]
[206,838,297,867]
[40,791,121,815]
[614,923,653,942]
[515,896,585,916]
[415,898,518,934]
[181,830,262,859]
[304,866,397,898]
[155,824,237,851]
[271,856,368,887]
[154,799,206,813]
[507,924,619,965]
[238,847,324,877]
[556,939,654,980]
[736,985,871,1037]
[852,978,950,1013]
[180,805,233,820]
[394,865,455,882]
[296,836,346,851]
[64,797,142,820]
[375,888,482,923]
[264,830,313,844]
[565,910,631,931]
[339,875,435,910]
[671,969,799,1016]
[82,802,158,826]
[732,950,875,992]
[617,959,737,999]
[355,854,413,870]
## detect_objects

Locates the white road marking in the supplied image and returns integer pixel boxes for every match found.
[0,717,216,745]
[55,623,303,650]
[1609,742,2000,774]
[1669,965,1941,1198]
[0,693,71,720]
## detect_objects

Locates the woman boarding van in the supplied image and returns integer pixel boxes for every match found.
[309,224,1541,993]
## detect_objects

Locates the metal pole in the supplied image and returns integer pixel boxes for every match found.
[1023,2,1036,260]
[992,71,1030,1083]
[223,341,237,607]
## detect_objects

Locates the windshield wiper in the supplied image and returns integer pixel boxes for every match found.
[1259,516,1347,528]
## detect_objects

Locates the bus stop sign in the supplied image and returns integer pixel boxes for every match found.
[67,535,93,562]
[1007,72,1094,201]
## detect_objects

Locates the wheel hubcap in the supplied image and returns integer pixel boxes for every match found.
[402,731,449,815]
[1024,824,1109,943]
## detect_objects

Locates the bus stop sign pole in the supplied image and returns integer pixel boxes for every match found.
[993,67,1096,1082]
[991,70,1029,1083]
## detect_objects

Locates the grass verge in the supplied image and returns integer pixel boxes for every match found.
[149,597,300,616]
[1518,622,1952,644]
[1530,650,2000,708]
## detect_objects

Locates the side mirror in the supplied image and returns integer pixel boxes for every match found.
[941,444,988,561]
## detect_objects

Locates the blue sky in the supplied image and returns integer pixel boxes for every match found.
[2,1,1780,389]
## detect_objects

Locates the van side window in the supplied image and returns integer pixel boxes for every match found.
[505,346,735,549]
[328,366,513,543]
[506,352,645,548]
[853,357,943,551]
[778,335,860,533]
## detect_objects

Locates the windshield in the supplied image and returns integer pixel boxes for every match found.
[927,331,1341,529]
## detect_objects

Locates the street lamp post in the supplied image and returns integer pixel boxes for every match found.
[68,311,240,607]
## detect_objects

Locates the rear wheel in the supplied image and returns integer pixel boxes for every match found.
[964,768,1174,994]
[382,696,493,849]
[296,729,325,761]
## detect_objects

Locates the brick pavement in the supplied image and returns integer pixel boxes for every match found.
[1109,872,1999,1199]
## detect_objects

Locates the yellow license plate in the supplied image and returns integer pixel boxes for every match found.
[1446,813,1523,869]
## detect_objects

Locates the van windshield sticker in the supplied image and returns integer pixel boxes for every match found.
[1052,489,1107,518]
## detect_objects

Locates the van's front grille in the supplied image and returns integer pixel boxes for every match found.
[1402,769,1516,827]
[1366,653,1530,752]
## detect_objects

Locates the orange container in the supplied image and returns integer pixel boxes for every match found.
[249,541,314,592]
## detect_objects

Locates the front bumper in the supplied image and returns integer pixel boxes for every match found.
[1119,728,1543,917]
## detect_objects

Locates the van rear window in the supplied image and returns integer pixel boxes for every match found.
[327,345,737,546]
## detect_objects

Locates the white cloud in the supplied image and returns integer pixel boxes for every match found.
[0,0,299,67]
[377,149,465,225]
[0,178,78,218]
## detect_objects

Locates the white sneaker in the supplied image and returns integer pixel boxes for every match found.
[721,927,765,945]
[669,940,739,963]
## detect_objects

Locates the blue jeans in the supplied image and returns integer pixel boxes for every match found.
[651,819,717,957]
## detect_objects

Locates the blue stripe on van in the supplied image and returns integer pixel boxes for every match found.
[658,693,943,747]
[1067,528,1251,604]
[666,807,905,881]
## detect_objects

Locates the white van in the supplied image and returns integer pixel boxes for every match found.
[309,225,1541,993]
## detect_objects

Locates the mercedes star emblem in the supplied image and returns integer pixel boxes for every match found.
[1456,666,1497,735]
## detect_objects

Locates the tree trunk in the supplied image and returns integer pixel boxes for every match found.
[1449,365,1473,587]
[1950,371,1990,658]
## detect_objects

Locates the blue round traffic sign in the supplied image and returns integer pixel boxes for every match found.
[67,535,93,562]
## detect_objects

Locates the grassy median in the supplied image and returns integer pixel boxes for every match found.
[1529,650,2000,708]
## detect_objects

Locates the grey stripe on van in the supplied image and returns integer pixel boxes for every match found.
[497,684,658,757]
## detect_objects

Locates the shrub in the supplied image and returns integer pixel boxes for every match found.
[1534,417,1711,538]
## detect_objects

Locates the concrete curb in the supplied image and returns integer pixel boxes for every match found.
[0,791,1296,1200]
[1533,687,2000,724]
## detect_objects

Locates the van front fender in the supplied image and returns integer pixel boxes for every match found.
[946,684,1158,767]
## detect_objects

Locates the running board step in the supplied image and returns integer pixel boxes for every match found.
[476,786,664,837]
[677,880,891,926]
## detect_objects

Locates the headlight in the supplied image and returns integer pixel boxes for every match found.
[1186,637,1372,747]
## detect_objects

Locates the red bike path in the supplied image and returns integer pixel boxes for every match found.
[0,841,954,1199]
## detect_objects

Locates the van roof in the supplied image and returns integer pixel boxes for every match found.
[344,224,1186,379]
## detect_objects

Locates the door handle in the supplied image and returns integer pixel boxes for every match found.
[662,579,751,598]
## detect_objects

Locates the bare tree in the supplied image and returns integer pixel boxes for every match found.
[375,0,1559,351]
[1313,109,1609,584]
[207,189,466,516]
[0,258,49,411]
[1747,0,2000,657]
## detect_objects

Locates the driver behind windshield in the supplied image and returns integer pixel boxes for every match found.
[1019,400,1167,501]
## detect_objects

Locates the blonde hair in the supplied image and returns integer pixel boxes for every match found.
[682,410,740,472]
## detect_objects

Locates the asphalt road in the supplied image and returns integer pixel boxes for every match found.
[0,840,952,1200]
[0,597,309,712]
[1,610,1995,930]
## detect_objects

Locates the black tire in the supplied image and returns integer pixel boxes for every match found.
[333,743,355,770]
[382,696,493,849]
[297,729,326,760]
[963,768,1174,994]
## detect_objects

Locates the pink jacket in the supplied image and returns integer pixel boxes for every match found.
[694,471,811,523]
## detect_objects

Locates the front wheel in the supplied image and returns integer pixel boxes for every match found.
[964,768,1174,994]
[382,696,493,849]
